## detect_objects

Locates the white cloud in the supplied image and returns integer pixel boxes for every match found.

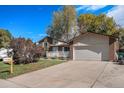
[38,34,47,37]
[76,5,90,11]
[107,6,124,27]
[76,5,107,12]
[86,5,107,10]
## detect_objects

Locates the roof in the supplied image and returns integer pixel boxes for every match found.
[38,31,119,45]
[50,43,69,47]
[68,31,119,44]
[38,36,51,43]
[38,36,68,44]
[88,31,119,38]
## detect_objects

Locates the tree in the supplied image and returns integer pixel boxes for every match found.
[10,38,44,64]
[47,5,78,42]
[78,14,118,36]
[47,11,63,40]
[78,14,96,32]
[118,27,124,48]
[0,29,13,48]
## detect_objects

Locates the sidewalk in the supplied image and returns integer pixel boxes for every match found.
[0,79,24,88]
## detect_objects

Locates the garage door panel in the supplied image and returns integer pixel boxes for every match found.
[74,45,109,61]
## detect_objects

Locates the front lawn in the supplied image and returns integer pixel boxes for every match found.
[0,59,64,79]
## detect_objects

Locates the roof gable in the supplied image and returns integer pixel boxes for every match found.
[73,32,110,46]
[69,31,118,44]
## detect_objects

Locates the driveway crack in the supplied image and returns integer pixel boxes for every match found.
[90,63,108,88]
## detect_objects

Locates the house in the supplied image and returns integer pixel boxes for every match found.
[38,36,70,58]
[38,32,119,61]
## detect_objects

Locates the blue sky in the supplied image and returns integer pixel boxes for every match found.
[0,5,124,42]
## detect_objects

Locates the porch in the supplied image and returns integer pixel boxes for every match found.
[46,51,70,58]
[46,46,70,58]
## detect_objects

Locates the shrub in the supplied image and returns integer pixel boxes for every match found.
[10,38,44,64]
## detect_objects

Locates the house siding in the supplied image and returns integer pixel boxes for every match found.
[109,37,119,61]
[69,44,73,59]
[73,33,109,47]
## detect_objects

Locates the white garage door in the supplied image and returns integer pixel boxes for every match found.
[74,45,109,61]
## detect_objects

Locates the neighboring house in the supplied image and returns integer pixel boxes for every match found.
[38,36,70,58]
[38,32,119,61]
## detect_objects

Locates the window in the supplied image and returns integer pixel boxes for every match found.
[58,47,62,51]
[44,42,49,49]
[64,47,70,51]
[53,40,58,45]
[52,47,58,51]
[44,42,48,47]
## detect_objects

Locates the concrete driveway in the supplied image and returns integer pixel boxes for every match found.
[1,61,124,88]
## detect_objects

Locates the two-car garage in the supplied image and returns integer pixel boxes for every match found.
[71,32,116,61]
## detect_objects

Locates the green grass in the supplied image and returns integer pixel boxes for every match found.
[0,59,64,79]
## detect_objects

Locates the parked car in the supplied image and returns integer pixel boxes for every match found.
[0,48,13,63]
[117,50,124,65]
[0,48,8,59]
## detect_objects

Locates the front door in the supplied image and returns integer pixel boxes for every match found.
[52,47,58,57]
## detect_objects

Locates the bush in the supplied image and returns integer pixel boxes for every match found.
[10,38,44,64]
